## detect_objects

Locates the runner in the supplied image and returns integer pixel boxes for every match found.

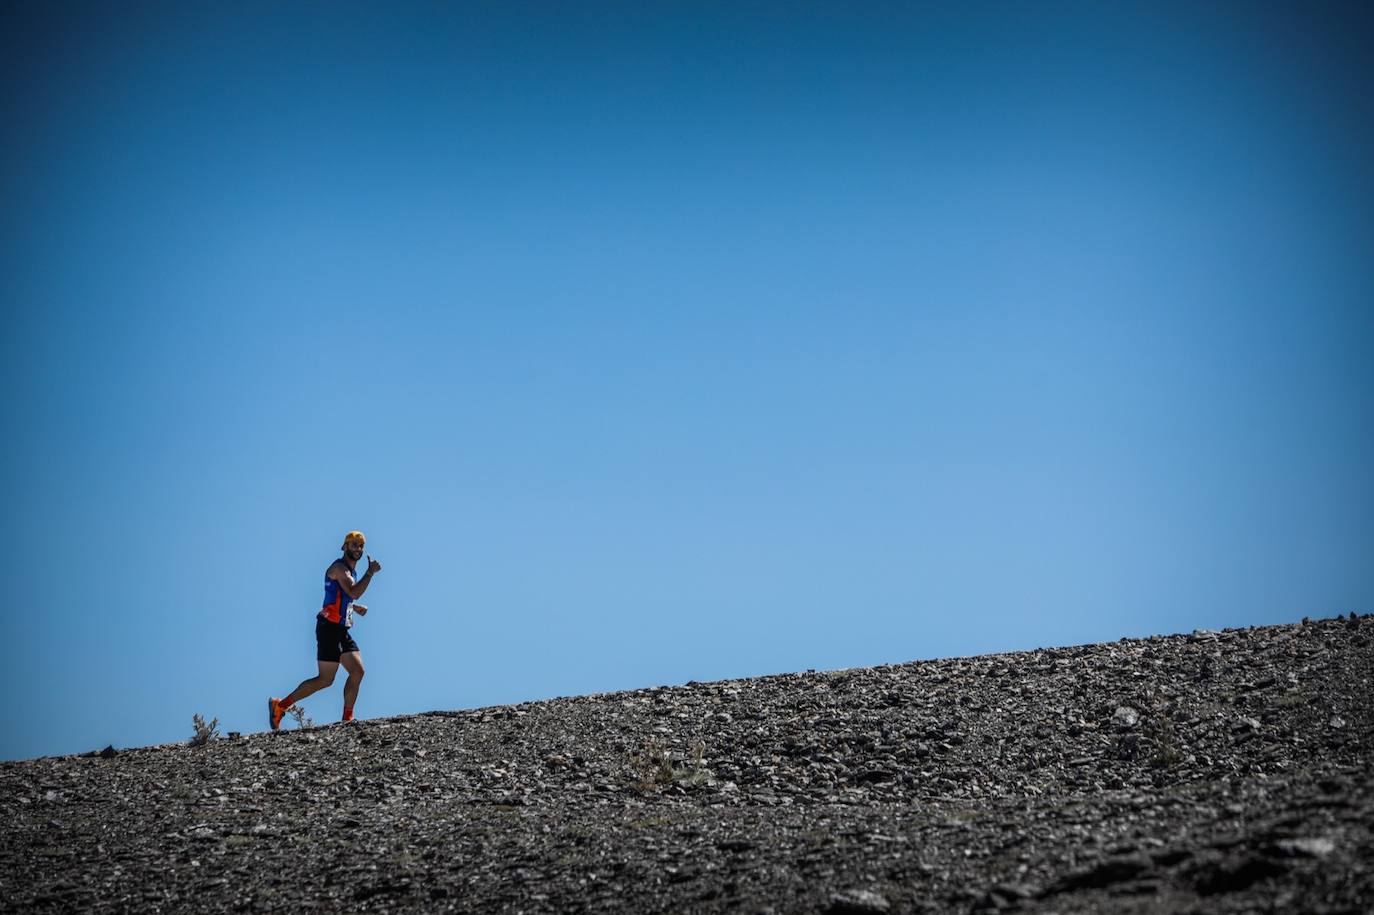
[268,530,382,728]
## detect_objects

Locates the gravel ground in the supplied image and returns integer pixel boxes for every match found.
[2,614,1370,913]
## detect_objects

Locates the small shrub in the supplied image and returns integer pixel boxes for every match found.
[287,706,314,730]
[631,739,674,789]
[190,713,220,746]
[630,739,709,791]
[682,741,709,787]
[1149,715,1184,768]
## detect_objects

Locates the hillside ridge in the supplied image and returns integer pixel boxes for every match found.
[3,615,1370,913]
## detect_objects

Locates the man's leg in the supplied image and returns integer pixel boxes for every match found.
[270,661,340,728]
[339,651,365,721]
[286,661,340,707]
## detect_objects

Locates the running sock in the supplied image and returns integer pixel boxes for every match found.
[342,706,354,722]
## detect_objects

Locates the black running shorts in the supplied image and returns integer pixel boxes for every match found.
[316,617,360,662]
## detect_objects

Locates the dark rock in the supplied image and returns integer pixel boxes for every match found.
[716,839,755,852]
[1193,855,1289,894]
[1151,848,1192,867]
[1048,854,1153,893]
[857,768,896,784]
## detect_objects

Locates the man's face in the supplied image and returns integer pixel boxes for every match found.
[346,540,365,561]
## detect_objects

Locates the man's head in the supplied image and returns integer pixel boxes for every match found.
[342,530,366,561]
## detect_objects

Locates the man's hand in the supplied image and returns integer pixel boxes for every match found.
[367,555,382,575]
[353,604,368,616]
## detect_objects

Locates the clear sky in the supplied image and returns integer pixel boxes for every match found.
[2,2,1371,761]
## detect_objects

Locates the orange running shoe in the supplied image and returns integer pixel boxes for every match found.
[267,697,285,731]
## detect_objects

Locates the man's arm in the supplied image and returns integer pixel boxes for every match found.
[328,556,382,600]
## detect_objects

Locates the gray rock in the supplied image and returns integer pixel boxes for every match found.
[1113,706,1141,729]
[1274,837,1335,858]
[826,889,890,913]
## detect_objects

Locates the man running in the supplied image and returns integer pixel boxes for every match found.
[269,530,383,729]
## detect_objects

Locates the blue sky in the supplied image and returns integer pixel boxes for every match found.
[2,2,1371,760]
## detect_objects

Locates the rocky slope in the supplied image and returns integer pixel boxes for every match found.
[2,615,1370,914]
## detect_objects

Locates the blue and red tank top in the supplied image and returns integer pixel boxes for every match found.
[319,562,355,625]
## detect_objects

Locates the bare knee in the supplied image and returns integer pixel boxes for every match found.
[341,654,365,681]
